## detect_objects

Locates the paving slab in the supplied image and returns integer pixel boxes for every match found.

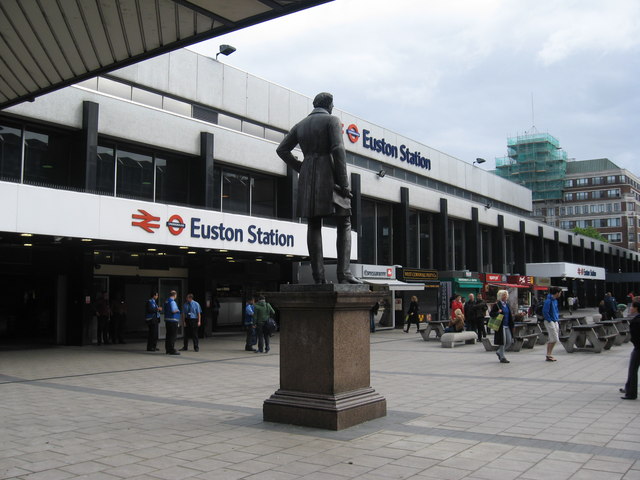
[1,309,639,479]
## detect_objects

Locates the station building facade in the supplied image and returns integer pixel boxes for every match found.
[1,48,638,345]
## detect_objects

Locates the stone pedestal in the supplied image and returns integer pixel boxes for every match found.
[263,284,387,430]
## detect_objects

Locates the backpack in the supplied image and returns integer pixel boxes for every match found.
[535,302,544,317]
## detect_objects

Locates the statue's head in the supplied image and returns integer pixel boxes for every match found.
[313,92,333,113]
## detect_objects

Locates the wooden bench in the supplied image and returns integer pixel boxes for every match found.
[440,331,477,348]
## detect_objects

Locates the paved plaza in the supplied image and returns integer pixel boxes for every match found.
[1,310,639,480]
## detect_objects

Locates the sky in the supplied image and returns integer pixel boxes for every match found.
[188,0,640,175]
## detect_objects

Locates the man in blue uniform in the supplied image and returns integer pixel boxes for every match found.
[145,291,161,351]
[181,293,202,352]
[164,290,180,355]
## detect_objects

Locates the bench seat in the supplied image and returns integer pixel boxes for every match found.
[440,331,477,348]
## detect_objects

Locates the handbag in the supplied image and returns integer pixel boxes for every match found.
[487,313,504,332]
[265,317,278,334]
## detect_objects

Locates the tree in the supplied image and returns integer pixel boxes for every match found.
[572,226,607,242]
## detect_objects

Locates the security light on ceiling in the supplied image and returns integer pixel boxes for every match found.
[216,44,236,60]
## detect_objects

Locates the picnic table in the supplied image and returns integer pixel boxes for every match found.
[480,321,541,352]
[597,319,628,346]
[560,323,617,353]
[419,320,449,341]
[511,321,541,351]
[538,317,581,345]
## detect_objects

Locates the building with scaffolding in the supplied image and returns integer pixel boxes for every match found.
[495,132,568,203]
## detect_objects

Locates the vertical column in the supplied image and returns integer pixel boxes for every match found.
[82,101,99,191]
[514,220,526,274]
[537,226,545,262]
[579,239,586,264]
[393,187,410,267]
[493,215,506,273]
[467,208,482,272]
[201,132,216,209]
[567,235,574,263]
[553,231,561,262]
[435,198,450,271]
[65,247,95,345]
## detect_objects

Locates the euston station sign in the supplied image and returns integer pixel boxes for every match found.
[345,123,431,171]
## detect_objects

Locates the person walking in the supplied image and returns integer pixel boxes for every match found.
[567,295,574,315]
[464,294,476,331]
[404,296,420,333]
[370,301,380,333]
[181,293,202,352]
[163,290,181,355]
[253,295,276,353]
[244,297,256,352]
[604,292,617,320]
[542,286,562,362]
[620,300,640,400]
[95,291,111,345]
[473,292,488,339]
[490,289,514,363]
[145,291,162,352]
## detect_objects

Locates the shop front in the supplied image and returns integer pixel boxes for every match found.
[397,267,440,326]
[526,262,606,308]
[351,264,425,330]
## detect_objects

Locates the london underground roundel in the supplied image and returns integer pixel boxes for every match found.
[166,214,186,235]
[346,124,360,143]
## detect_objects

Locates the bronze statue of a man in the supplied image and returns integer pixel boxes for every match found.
[277,92,361,284]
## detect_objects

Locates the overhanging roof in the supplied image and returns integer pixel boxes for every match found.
[0,0,331,110]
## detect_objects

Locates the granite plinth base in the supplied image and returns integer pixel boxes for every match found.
[263,283,387,430]
[263,387,387,431]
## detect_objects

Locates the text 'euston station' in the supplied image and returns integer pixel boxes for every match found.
[190,218,294,247]
[362,129,431,170]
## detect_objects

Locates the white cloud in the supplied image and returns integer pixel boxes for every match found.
[188,0,640,176]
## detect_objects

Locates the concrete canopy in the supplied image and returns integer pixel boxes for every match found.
[0,0,331,110]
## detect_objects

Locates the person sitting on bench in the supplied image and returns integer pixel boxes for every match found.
[445,309,465,333]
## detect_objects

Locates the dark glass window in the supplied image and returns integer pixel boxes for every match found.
[361,199,376,264]
[212,167,222,210]
[0,123,22,182]
[156,153,190,205]
[116,147,153,200]
[360,198,393,265]
[223,171,250,214]
[96,145,115,195]
[23,128,72,188]
[419,212,433,269]
[24,130,71,187]
[252,174,276,218]
[407,210,419,267]
[377,202,392,265]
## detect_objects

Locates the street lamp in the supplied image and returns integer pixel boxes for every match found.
[473,157,486,166]
[216,44,236,60]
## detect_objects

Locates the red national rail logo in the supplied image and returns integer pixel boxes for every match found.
[132,209,160,233]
